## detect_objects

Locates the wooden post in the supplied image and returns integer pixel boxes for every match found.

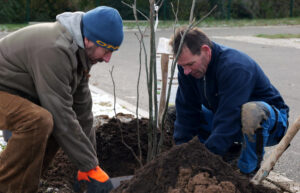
[158,53,169,126]
[156,37,172,128]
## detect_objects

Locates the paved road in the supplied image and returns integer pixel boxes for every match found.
[89,25,300,182]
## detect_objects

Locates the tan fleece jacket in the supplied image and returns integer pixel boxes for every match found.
[0,21,98,171]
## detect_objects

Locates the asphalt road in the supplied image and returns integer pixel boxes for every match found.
[89,25,300,182]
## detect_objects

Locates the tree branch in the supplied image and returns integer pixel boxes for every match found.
[122,1,150,21]
[134,32,143,163]
[109,66,117,116]
[189,0,196,24]
[109,65,143,167]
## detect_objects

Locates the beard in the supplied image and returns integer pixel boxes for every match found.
[85,45,103,64]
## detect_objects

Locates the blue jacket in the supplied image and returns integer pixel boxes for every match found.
[174,42,289,156]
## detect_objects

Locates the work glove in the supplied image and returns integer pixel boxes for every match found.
[241,102,270,142]
[74,166,113,193]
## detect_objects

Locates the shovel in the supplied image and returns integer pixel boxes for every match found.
[110,175,133,189]
[251,115,300,184]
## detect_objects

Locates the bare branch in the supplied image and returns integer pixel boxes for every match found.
[109,66,116,116]
[134,32,143,163]
[122,1,150,21]
[109,65,143,167]
[192,5,217,28]
[171,0,179,24]
[156,0,165,10]
[133,1,149,86]
[189,0,196,24]
[117,119,143,168]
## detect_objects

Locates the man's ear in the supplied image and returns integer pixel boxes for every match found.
[201,45,211,53]
[201,45,212,60]
[84,37,93,48]
[83,37,88,48]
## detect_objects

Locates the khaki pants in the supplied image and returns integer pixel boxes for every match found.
[0,91,58,193]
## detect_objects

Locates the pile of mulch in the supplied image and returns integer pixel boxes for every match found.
[39,115,280,193]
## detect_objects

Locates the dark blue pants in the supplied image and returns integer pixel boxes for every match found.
[195,102,288,173]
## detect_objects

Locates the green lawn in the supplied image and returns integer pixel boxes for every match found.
[256,33,300,39]
[123,17,300,29]
[1,17,300,31]
[0,23,28,32]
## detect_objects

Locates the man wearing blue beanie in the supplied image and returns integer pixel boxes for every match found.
[0,6,123,193]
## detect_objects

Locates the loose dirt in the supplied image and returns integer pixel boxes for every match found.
[38,116,280,193]
[112,137,278,193]
[39,115,173,192]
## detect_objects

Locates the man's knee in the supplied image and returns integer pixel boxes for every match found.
[2,98,54,141]
[241,102,270,142]
[32,108,54,136]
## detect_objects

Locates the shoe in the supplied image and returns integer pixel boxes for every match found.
[239,166,260,179]
[222,142,242,168]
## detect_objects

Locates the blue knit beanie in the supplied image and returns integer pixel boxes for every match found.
[82,6,123,51]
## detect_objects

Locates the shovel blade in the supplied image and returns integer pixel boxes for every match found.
[110,175,133,189]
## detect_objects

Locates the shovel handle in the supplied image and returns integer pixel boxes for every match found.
[251,116,300,184]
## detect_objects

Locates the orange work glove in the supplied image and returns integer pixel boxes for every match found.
[74,166,113,193]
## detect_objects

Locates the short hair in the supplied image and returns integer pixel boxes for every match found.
[170,26,213,56]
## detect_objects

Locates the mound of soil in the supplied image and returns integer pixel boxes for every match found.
[112,137,279,193]
[39,115,280,193]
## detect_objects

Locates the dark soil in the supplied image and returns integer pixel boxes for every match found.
[112,137,279,193]
[95,116,174,177]
[38,115,280,193]
[38,115,173,192]
[39,149,77,193]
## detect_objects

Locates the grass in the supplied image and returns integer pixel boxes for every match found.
[0,143,6,151]
[0,135,6,151]
[123,17,300,29]
[256,33,300,39]
[0,23,28,32]
[1,17,300,31]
